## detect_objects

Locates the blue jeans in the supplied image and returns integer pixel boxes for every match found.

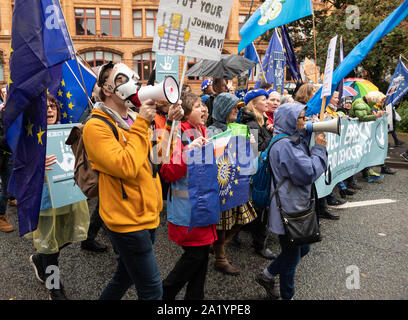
[0,161,12,213]
[267,236,311,300]
[99,228,162,300]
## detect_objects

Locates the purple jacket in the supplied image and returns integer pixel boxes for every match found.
[268,103,328,235]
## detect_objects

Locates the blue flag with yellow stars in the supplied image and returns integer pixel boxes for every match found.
[53,59,96,124]
[255,29,286,92]
[215,134,254,212]
[385,59,408,107]
[186,134,255,231]
[4,0,74,236]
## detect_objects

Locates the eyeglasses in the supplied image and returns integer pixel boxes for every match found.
[298,115,306,120]
[47,104,57,111]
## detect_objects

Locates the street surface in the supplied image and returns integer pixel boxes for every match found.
[0,163,407,301]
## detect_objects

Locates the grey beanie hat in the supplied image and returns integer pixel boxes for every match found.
[212,92,240,123]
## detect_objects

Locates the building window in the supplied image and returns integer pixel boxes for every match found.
[133,10,142,37]
[145,10,157,37]
[101,9,121,37]
[80,51,122,67]
[239,15,247,31]
[75,8,96,35]
[187,57,202,81]
[133,52,155,81]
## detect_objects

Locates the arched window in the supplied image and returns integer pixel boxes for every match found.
[133,52,155,81]
[80,50,122,67]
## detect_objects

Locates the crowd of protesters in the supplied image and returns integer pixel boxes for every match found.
[0,61,405,300]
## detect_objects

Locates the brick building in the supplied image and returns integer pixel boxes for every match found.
[0,0,324,93]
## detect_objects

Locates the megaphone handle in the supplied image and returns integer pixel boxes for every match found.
[166,120,177,158]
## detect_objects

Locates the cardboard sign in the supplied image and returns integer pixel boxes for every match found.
[46,123,87,208]
[321,35,338,98]
[156,53,179,83]
[153,0,233,60]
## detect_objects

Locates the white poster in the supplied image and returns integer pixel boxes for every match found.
[153,0,233,61]
[321,35,338,98]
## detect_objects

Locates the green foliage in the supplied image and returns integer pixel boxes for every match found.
[282,0,408,92]
[396,100,408,133]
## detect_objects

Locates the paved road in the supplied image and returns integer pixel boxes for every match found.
[1,139,407,300]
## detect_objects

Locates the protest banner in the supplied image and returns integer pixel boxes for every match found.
[312,116,388,198]
[46,123,87,208]
[156,53,180,83]
[153,0,233,61]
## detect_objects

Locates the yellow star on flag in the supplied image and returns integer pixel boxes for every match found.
[68,102,74,110]
[62,111,68,118]
[25,119,34,137]
[222,198,226,205]
[66,91,72,99]
[234,179,238,185]
[237,166,240,172]
[61,79,65,87]
[57,89,63,97]
[229,191,233,197]
[37,126,45,145]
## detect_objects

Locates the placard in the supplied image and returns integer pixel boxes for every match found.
[46,123,87,208]
[153,0,233,61]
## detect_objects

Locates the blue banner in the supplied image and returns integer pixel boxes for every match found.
[238,0,313,53]
[307,1,408,116]
[313,117,388,198]
[280,25,302,84]
[255,29,285,92]
[385,59,408,107]
[46,124,87,208]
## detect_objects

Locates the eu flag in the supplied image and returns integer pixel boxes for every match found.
[385,59,408,107]
[280,25,302,84]
[238,0,313,53]
[306,1,408,116]
[254,29,285,92]
[4,0,74,236]
[54,59,96,124]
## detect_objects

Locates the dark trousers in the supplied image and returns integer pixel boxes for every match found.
[86,200,104,241]
[241,207,268,250]
[162,245,210,300]
[267,236,310,300]
[99,228,162,300]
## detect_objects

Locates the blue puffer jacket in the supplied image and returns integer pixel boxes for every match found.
[268,103,328,235]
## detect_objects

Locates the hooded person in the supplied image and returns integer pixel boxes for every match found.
[255,102,328,300]
[207,93,257,275]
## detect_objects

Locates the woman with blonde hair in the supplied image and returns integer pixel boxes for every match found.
[237,89,276,260]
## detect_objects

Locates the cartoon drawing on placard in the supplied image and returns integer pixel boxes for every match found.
[158,13,191,54]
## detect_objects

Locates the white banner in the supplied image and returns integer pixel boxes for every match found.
[152,0,233,61]
[321,35,338,98]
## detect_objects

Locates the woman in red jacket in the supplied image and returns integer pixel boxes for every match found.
[160,92,217,300]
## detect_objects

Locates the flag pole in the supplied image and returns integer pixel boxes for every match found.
[312,11,318,84]
[57,0,93,115]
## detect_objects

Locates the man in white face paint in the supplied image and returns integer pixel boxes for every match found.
[83,61,183,300]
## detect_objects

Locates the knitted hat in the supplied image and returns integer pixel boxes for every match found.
[244,89,269,105]
[212,92,240,123]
